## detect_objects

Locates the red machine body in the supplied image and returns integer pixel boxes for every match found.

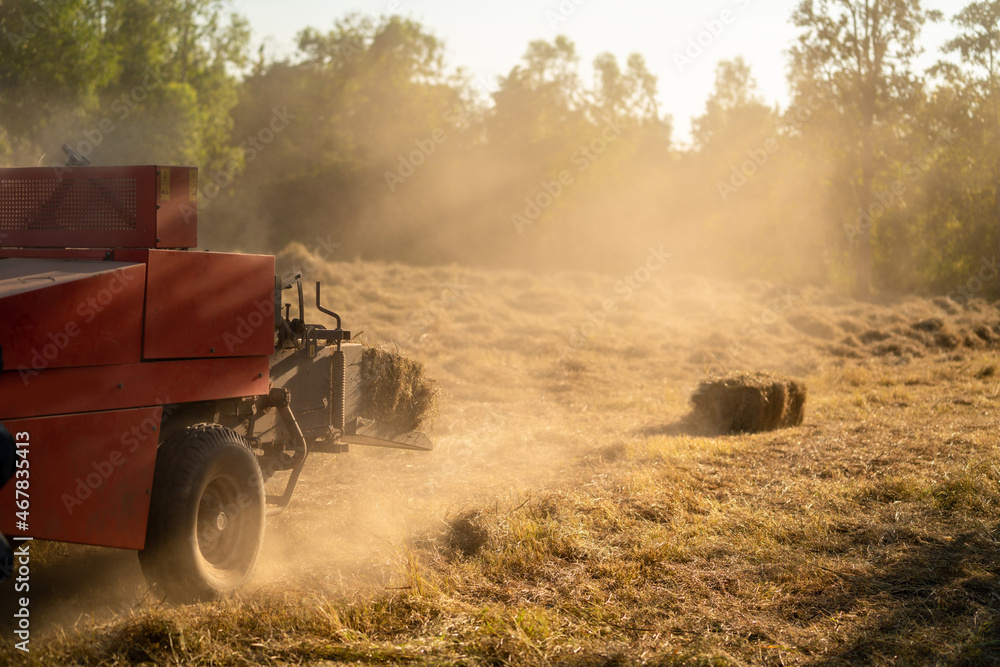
[0,165,198,249]
[0,165,270,549]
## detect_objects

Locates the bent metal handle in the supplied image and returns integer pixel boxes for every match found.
[315,281,343,330]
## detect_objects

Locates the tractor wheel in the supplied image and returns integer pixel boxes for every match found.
[138,424,265,603]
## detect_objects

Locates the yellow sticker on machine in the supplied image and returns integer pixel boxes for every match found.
[160,168,171,201]
[189,170,198,203]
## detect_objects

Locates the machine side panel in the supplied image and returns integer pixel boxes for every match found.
[0,261,145,373]
[0,356,269,420]
[143,250,275,359]
[0,407,161,550]
[268,344,363,440]
[0,249,110,260]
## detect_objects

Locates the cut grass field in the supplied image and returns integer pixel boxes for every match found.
[4,250,1000,665]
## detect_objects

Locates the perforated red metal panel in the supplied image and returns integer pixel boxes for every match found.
[0,165,197,249]
[0,174,138,230]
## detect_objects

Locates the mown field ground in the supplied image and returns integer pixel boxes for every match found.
[3,247,1000,666]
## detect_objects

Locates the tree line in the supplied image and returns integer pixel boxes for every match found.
[1,0,998,298]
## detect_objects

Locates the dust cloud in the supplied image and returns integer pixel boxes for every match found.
[3,9,996,645]
[6,241,1000,640]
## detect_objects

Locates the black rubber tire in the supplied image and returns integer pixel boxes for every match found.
[138,424,265,603]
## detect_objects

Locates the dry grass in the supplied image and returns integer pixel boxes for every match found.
[360,343,440,432]
[5,252,1000,665]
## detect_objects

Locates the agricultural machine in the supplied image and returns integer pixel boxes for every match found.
[0,154,433,601]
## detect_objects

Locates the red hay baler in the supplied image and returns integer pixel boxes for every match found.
[0,161,432,602]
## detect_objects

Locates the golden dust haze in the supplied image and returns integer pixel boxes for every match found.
[4,1,1000,664]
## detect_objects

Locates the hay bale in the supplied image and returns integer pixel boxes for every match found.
[691,372,806,434]
[359,344,439,431]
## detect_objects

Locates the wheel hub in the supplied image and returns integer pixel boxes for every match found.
[197,476,243,567]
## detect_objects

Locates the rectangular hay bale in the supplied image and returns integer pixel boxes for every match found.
[359,343,439,432]
[691,372,806,434]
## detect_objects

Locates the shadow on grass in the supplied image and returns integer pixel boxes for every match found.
[636,414,726,438]
[810,526,1000,665]
[0,542,149,640]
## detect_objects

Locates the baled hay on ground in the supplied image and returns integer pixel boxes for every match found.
[691,371,806,434]
[360,344,439,432]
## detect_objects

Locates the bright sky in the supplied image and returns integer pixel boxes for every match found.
[234,0,967,144]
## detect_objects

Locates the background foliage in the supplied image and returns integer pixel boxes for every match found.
[1,0,997,297]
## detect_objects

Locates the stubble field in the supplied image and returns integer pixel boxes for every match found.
[4,245,1000,666]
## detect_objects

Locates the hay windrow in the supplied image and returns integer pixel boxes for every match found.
[359,343,440,432]
[14,261,1000,666]
[691,371,806,434]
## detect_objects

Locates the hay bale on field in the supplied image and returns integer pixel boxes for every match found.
[359,344,439,432]
[691,372,806,434]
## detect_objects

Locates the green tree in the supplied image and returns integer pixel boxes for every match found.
[490,35,588,153]
[942,1,1000,293]
[691,59,809,281]
[0,0,117,162]
[592,52,660,125]
[219,14,466,255]
[692,58,773,152]
[85,0,250,172]
[790,0,942,294]
[0,0,249,172]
